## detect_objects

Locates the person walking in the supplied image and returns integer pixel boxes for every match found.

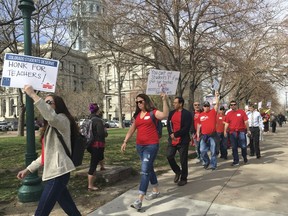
[246,104,263,159]
[191,101,203,164]
[196,92,220,170]
[270,112,277,133]
[121,93,168,211]
[167,97,192,186]
[216,106,228,159]
[87,103,108,191]
[17,85,81,216]
[224,101,250,166]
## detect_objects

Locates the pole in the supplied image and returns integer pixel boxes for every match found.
[18,0,43,202]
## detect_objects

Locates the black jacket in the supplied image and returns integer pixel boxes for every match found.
[89,113,106,142]
[167,108,192,144]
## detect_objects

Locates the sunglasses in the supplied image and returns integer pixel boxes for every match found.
[230,104,237,106]
[136,100,144,105]
[194,104,200,106]
[45,100,54,105]
[203,105,210,107]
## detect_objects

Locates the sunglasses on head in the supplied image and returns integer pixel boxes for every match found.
[45,100,54,105]
[136,100,144,105]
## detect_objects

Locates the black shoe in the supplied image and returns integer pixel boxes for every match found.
[244,158,248,164]
[249,154,255,156]
[203,163,210,169]
[177,180,187,186]
[174,172,181,183]
[257,155,261,159]
[231,162,239,166]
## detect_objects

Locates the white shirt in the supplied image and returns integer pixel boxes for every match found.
[246,110,264,128]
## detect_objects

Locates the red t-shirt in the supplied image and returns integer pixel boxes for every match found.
[194,111,201,132]
[225,109,248,132]
[135,110,159,145]
[199,109,216,135]
[171,110,182,145]
[216,113,226,133]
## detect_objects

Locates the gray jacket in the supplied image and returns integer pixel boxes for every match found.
[27,99,75,181]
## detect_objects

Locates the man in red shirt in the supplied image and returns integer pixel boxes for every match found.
[216,106,227,159]
[191,101,203,164]
[224,101,251,166]
[196,92,219,170]
[167,97,192,186]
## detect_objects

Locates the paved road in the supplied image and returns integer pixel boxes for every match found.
[88,125,288,216]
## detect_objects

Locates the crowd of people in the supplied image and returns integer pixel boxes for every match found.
[16,87,286,214]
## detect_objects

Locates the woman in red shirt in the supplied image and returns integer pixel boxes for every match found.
[121,93,168,211]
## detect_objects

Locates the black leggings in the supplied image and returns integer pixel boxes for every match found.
[88,147,104,175]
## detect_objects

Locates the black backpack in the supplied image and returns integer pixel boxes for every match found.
[149,111,163,138]
[54,128,86,167]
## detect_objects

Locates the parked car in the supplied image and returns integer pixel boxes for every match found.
[123,120,132,127]
[106,120,118,128]
[8,121,18,131]
[0,121,8,131]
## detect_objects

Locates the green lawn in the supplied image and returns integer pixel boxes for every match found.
[0,128,195,203]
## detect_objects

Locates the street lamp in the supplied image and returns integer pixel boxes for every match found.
[18,0,43,202]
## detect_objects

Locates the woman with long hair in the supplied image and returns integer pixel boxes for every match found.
[121,93,168,211]
[17,85,81,216]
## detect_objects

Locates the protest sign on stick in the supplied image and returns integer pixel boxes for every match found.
[146,69,180,95]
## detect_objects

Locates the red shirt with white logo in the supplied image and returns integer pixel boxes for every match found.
[199,109,217,135]
[225,109,248,132]
[216,113,226,133]
[135,110,159,145]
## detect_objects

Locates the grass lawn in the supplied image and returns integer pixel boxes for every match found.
[0,128,195,203]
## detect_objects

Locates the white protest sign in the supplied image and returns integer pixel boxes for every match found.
[1,53,59,92]
[212,78,219,91]
[146,69,180,95]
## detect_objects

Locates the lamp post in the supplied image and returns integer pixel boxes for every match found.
[18,0,43,202]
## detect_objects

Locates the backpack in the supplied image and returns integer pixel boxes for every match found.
[150,111,163,138]
[54,128,86,167]
[79,118,95,148]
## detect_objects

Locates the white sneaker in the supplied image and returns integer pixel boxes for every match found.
[146,191,160,200]
[130,199,142,210]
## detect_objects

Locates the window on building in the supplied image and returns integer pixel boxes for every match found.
[81,66,84,75]
[107,64,111,74]
[107,97,112,109]
[73,80,77,92]
[73,64,76,73]
[97,5,100,12]
[90,4,93,12]
[98,65,102,74]
[107,80,112,90]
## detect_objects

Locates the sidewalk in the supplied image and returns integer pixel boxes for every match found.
[88,125,288,216]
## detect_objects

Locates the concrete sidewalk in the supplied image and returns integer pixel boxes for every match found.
[88,125,288,216]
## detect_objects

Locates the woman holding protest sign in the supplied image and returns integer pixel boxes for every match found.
[121,93,168,211]
[17,85,81,216]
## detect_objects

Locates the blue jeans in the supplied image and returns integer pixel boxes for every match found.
[217,132,227,158]
[136,144,159,195]
[200,136,217,168]
[35,173,81,216]
[229,132,248,164]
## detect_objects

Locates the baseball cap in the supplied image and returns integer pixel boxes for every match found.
[203,101,210,107]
